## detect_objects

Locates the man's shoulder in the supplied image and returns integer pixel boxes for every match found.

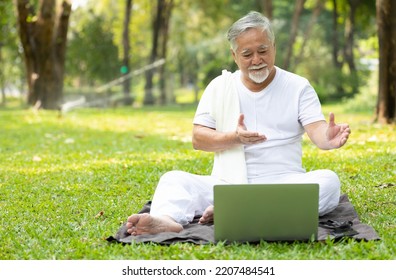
[275,66,309,85]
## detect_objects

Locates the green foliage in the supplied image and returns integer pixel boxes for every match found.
[171,1,235,90]
[0,0,381,108]
[0,104,395,260]
[344,69,378,113]
[66,8,121,86]
[0,0,23,100]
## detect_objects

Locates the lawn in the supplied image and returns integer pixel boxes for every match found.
[0,104,395,260]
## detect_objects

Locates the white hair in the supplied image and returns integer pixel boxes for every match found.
[227,11,275,51]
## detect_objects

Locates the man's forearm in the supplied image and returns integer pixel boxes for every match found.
[304,121,333,150]
[192,125,240,152]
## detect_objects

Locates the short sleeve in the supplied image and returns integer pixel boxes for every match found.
[192,79,217,128]
[298,83,325,127]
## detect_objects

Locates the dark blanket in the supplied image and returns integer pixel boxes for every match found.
[107,194,380,245]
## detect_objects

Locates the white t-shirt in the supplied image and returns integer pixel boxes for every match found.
[193,67,325,180]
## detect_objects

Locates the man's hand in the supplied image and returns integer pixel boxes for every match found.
[192,114,267,152]
[326,112,351,149]
[236,114,267,145]
[304,112,351,150]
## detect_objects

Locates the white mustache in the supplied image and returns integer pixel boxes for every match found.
[248,64,267,70]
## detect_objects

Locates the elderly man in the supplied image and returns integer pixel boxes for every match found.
[126,11,351,236]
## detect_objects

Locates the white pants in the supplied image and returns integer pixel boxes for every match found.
[150,170,341,225]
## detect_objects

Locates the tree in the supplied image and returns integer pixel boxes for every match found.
[170,0,234,104]
[282,0,305,70]
[0,0,12,106]
[1,0,21,106]
[122,0,133,105]
[143,0,173,105]
[343,0,360,95]
[143,0,160,105]
[293,0,324,67]
[330,0,342,69]
[262,0,273,21]
[66,10,120,87]
[376,0,396,123]
[14,0,72,109]
[158,0,173,105]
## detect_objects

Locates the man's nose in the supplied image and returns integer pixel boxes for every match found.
[252,52,262,65]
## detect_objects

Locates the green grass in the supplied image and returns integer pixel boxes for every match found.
[0,104,395,260]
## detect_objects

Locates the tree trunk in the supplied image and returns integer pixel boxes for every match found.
[344,0,359,72]
[282,0,305,70]
[376,0,396,124]
[262,0,273,21]
[293,0,324,68]
[122,0,133,105]
[331,0,342,68]
[144,0,163,105]
[158,0,173,105]
[14,0,71,110]
[344,0,360,95]
[144,0,173,106]
[331,0,345,96]
[0,43,5,106]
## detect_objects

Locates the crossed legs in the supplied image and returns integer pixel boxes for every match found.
[126,169,341,235]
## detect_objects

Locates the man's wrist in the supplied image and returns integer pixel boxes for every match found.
[234,130,241,145]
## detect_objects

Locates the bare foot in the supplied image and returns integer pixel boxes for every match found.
[199,205,214,224]
[126,213,183,236]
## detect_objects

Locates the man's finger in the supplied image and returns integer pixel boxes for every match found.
[329,112,335,126]
[238,114,245,126]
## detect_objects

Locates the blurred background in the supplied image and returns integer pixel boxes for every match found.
[0,0,381,113]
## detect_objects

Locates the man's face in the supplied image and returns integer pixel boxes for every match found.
[232,28,276,89]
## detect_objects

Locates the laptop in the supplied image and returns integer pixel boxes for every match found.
[213,183,319,242]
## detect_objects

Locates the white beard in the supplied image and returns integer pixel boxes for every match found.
[248,67,270,84]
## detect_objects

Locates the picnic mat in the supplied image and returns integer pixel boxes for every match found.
[106,194,380,245]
